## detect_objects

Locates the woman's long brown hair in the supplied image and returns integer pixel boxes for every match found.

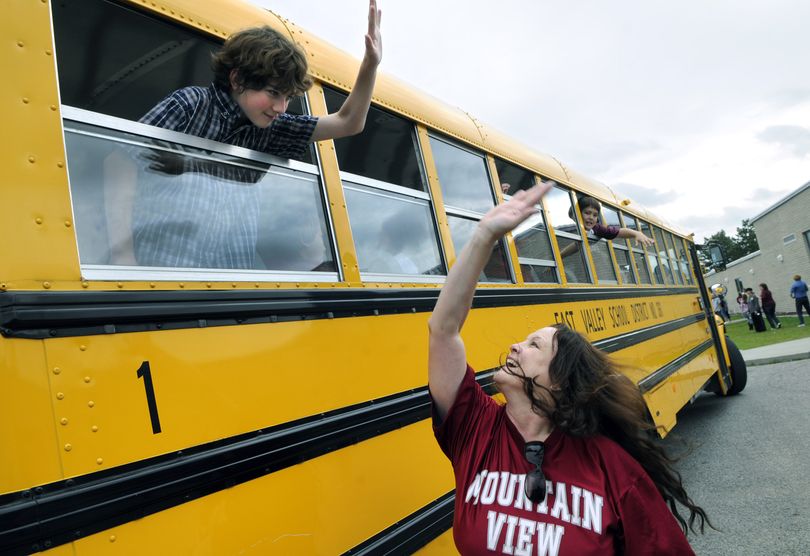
[507,324,713,535]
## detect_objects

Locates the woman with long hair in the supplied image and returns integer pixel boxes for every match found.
[428,183,711,554]
[759,283,781,329]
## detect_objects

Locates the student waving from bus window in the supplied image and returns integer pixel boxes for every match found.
[141,0,382,154]
[428,182,711,555]
[111,0,382,269]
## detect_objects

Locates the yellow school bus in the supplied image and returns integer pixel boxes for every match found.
[1,0,745,553]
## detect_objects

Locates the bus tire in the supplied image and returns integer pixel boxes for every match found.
[721,336,747,396]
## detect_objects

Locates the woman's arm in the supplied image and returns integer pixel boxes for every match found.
[311,0,382,141]
[428,183,552,419]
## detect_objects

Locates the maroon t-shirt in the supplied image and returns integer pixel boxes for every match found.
[432,366,694,555]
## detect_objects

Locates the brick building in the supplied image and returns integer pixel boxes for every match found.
[704,181,810,316]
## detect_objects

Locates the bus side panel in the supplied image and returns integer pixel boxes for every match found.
[415,530,459,555]
[64,421,453,555]
[1,0,81,286]
[39,313,437,479]
[0,338,65,494]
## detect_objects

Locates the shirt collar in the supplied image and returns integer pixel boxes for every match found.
[211,83,243,123]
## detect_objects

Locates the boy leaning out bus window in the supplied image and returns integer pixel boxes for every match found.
[107,0,382,268]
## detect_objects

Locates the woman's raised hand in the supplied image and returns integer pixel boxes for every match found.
[479,181,553,239]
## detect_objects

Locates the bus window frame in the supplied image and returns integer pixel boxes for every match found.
[61,105,342,283]
[662,230,684,285]
[340,171,447,283]
[620,212,653,285]
[544,185,594,285]
[427,133,515,284]
[601,204,636,286]
[582,202,619,286]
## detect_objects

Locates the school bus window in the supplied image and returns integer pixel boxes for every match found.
[447,216,512,283]
[603,206,636,285]
[52,0,315,165]
[663,231,684,285]
[638,219,663,284]
[343,184,444,278]
[428,135,496,214]
[577,198,617,285]
[64,116,336,276]
[679,239,695,284]
[652,226,675,284]
[494,157,535,196]
[324,88,426,191]
[621,212,652,284]
[544,186,593,284]
[428,134,509,281]
[512,209,559,284]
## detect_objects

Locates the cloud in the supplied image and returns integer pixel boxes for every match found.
[757,125,810,157]
[610,182,675,207]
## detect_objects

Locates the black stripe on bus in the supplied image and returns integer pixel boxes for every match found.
[0,286,698,339]
[637,339,715,393]
[0,317,703,555]
[593,313,705,353]
[343,491,455,556]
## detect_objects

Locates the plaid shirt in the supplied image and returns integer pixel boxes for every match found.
[130,84,318,269]
[140,84,318,158]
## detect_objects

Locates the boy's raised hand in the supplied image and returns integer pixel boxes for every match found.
[479,181,553,239]
[635,232,655,248]
[365,0,382,66]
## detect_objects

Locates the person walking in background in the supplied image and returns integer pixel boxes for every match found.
[759,283,781,329]
[790,274,810,327]
[737,292,753,331]
[746,287,766,332]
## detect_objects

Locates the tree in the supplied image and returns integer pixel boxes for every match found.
[734,219,759,258]
[703,229,738,269]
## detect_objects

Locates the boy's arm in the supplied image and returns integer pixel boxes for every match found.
[310,0,381,142]
[615,227,655,247]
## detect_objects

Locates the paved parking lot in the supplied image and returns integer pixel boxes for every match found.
[663,359,810,555]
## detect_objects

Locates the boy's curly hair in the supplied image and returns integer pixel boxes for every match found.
[212,26,313,96]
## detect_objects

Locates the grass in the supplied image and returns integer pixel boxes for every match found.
[722,315,810,350]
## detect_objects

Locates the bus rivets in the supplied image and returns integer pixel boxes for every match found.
[84,376,91,383]
[43,281,51,289]
[53,367,61,375]
[109,535,116,543]
[179,283,185,288]
[91,425,98,432]
[35,217,43,224]
[28,156,35,163]
[81,281,89,288]
[16,41,23,47]
[206,282,211,288]
[80,345,87,351]
[22,97,29,104]
[45,50,52,56]
[64,444,72,452]
[60,418,68,425]
[50,105,57,111]
[97,458,104,465]
[117,282,123,288]
[150,282,156,288]
[88,401,95,408]
[64,219,71,227]
[56,392,64,400]
[57,161,64,168]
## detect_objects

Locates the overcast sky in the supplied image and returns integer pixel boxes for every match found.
[253,0,809,243]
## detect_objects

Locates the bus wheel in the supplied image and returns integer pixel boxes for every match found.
[720,336,748,396]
